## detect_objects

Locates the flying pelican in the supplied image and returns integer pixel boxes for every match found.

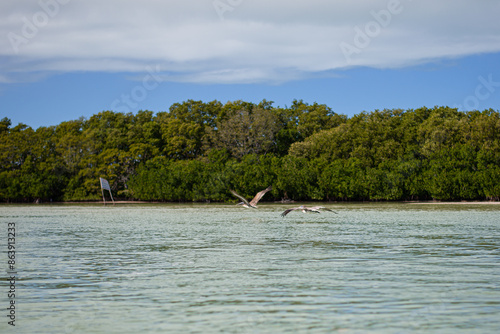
[230,186,272,209]
[281,205,337,217]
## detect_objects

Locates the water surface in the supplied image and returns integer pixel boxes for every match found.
[1,203,499,333]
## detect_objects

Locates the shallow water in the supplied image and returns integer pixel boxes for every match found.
[1,203,499,333]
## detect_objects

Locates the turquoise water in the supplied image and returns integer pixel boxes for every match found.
[1,203,499,333]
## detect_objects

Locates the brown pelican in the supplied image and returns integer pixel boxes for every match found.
[281,205,337,217]
[230,186,272,209]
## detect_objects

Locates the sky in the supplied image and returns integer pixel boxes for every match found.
[1,0,500,129]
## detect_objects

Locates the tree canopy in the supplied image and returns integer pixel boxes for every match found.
[1,102,499,202]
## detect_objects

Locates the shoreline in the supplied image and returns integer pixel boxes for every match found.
[2,200,500,205]
[408,201,500,205]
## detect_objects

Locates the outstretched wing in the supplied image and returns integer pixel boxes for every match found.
[309,206,338,214]
[230,189,250,206]
[281,207,299,217]
[249,186,272,206]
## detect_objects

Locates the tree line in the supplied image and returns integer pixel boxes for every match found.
[1,100,499,202]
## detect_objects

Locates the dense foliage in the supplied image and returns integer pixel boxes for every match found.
[1,100,499,202]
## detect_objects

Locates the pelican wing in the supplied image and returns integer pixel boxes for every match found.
[249,186,272,206]
[230,189,250,206]
[282,206,338,217]
[309,206,338,214]
[281,206,300,217]
[303,207,321,214]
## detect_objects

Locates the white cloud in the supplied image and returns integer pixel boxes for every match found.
[1,0,499,84]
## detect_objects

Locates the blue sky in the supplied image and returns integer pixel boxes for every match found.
[1,0,500,129]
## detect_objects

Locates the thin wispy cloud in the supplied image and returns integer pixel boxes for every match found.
[1,0,499,84]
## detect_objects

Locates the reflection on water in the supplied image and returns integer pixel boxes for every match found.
[1,203,499,333]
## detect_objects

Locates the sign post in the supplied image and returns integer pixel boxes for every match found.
[99,177,115,205]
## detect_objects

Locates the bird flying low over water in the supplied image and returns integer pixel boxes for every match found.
[281,205,338,217]
[230,186,272,209]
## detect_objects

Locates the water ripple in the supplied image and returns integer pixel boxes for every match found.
[1,203,499,333]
